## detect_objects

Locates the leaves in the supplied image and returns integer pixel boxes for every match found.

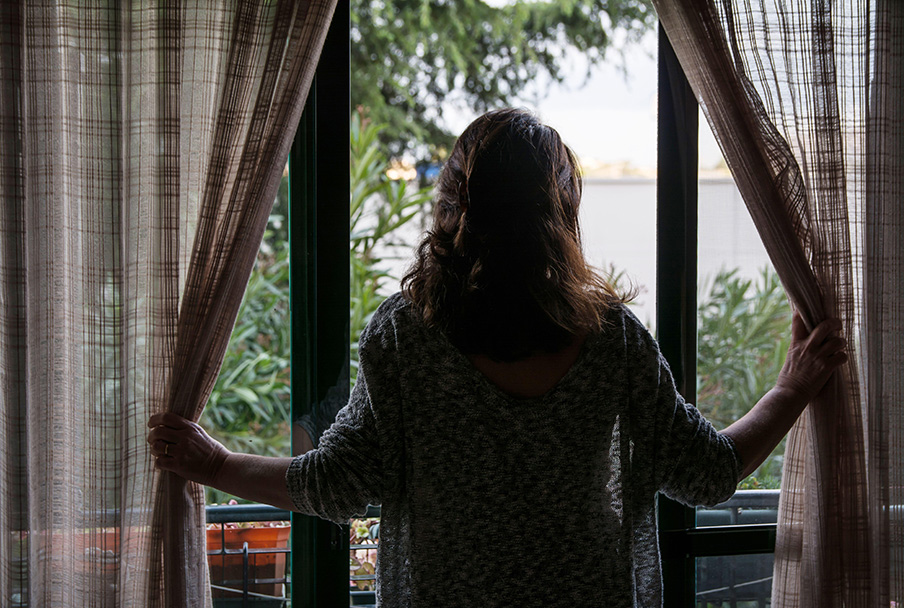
[351,0,657,156]
[350,111,433,384]
[349,517,381,591]
[202,229,292,505]
[696,268,792,487]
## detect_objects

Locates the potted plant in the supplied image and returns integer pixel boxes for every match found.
[349,516,380,606]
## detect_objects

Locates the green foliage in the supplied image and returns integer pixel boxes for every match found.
[204,115,431,504]
[696,268,792,487]
[349,517,380,591]
[202,220,292,505]
[350,112,433,382]
[352,0,656,155]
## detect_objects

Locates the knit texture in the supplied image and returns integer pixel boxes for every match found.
[286,293,740,606]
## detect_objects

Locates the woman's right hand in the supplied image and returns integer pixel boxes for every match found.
[775,312,848,402]
[147,412,232,487]
[147,412,298,510]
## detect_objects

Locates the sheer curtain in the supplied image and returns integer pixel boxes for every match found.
[652,1,903,606]
[0,1,336,606]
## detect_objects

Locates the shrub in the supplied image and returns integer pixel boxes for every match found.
[697,268,792,487]
[202,220,291,505]
[349,111,432,383]
[204,116,430,502]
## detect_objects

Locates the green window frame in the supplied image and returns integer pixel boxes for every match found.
[289,2,352,606]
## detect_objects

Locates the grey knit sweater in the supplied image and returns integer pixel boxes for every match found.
[286,293,741,607]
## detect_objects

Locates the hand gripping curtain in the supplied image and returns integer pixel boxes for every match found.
[652,1,904,606]
[0,1,337,606]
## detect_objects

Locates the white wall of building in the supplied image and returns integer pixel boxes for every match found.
[378,177,775,333]
[580,177,774,329]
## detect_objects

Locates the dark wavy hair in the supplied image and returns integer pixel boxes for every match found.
[402,108,629,361]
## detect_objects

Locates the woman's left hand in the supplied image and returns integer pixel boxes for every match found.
[775,312,848,403]
[147,412,231,487]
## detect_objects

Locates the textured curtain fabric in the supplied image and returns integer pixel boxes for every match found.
[0,1,336,606]
[653,1,904,606]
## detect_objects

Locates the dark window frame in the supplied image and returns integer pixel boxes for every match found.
[656,25,776,607]
[286,17,777,608]
[289,2,352,606]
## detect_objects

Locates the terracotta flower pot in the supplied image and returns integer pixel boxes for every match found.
[73,528,149,604]
[206,525,291,599]
[75,529,120,605]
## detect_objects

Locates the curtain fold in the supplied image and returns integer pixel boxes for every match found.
[652,1,904,606]
[0,1,337,605]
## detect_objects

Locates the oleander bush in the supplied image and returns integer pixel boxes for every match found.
[697,268,792,488]
[201,206,292,505]
[203,116,430,503]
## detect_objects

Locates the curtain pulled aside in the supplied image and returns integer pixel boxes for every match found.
[653,1,904,606]
[0,1,337,606]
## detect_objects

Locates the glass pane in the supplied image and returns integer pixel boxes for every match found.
[202,174,292,601]
[696,112,791,502]
[696,554,774,607]
[203,170,292,506]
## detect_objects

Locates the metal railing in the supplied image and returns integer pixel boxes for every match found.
[206,495,781,608]
[696,490,780,526]
[7,494,784,608]
[349,505,381,607]
[206,504,292,608]
[205,503,383,608]
[694,490,779,607]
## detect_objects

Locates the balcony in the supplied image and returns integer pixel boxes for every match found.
[204,492,779,607]
[205,503,381,608]
[206,503,292,607]
[695,490,779,607]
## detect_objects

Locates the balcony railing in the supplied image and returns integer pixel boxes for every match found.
[205,494,781,607]
[206,504,292,607]
[694,490,779,607]
[696,489,780,526]
[349,506,381,607]
[205,503,382,608]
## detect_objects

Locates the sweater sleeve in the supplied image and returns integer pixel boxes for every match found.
[625,312,740,507]
[284,317,389,522]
